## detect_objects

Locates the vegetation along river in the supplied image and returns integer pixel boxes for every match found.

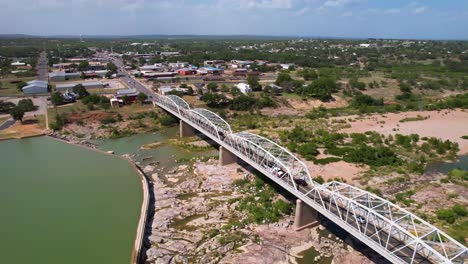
[0,136,142,264]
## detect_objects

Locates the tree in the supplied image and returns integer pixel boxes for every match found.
[10,106,25,123]
[106,62,117,74]
[72,84,89,98]
[298,68,318,80]
[17,98,35,112]
[275,72,292,86]
[16,81,27,92]
[78,61,89,71]
[122,95,130,105]
[51,92,64,106]
[247,75,261,91]
[200,93,228,108]
[207,82,218,92]
[137,92,148,104]
[99,97,111,111]
[105,71,113,78]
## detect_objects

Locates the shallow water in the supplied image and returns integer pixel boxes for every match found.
[0,136,142,264]
[425,155,468,174]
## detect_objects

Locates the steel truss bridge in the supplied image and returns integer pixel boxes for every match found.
[154,94,467,264]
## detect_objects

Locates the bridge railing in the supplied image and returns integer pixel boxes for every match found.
[154,94,467,264]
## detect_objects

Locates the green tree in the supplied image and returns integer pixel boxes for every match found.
[137,92,148,104]
[78,61,89,71]
[17,98,35,112]
[201,93,228,108]
[10,106,25,123]
[207,82,218,92]
[98,97,111,111]
[16,81,27,92]
[106,62,117,73]
[247,75,261,91]
[275,72,292,86]
[51,92,64,106]
[298,68,318,80]
[72,84,89,98]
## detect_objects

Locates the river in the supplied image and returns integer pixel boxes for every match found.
[0,136,142,264]
[425,155,468,174]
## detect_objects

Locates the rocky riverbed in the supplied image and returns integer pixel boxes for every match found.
[140,157,375,264]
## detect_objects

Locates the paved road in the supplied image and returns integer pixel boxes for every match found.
[104,54,155,98]
[0,119,15,130]
[36,51,48,81]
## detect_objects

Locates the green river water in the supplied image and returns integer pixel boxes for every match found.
[0,136,142,264]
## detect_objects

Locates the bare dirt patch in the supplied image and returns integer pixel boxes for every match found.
[337,109,468,154]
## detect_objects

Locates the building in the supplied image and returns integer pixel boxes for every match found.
[359,43,377,48]
[22,80,48,94]
[142,72,177,79]
[198,67,224,75]
[235,83,251,94]
[115,88,139,102]
[178,68,197,75]
[11,61,26,67]
[139,64,163,71]
[204,60,225,68]
[280,63,295,70]
[49,71,81,82]
[168,61,188,69]
[231,60,254,68]
[158,86,189,95]
[56,81,104,91]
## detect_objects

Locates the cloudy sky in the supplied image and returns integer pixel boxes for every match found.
[1,0,467,39]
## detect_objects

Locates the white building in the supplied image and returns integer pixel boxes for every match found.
[235,83,251,94]
[22,80,48,94]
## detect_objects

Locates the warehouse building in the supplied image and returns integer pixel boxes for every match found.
[56,81,104,91]
[49,71,81,82]
[22,80,49,94]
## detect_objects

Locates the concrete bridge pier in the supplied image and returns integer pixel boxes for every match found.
[180,120,195,138]
[294,199,319,231]
[219,146,236,166]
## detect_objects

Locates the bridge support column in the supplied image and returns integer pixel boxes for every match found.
[219,146,236,166]
[294,199,319,231]
[180,120,195,138]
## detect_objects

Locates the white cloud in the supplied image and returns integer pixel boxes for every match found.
[413,6,427,14]
[341,11,353,17]
[384,8,400,14]
[216,0,297,10]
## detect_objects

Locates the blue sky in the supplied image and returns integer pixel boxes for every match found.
[1,0,467,39]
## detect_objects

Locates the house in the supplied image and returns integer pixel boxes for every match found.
[56,81,104,91]
[178,68,197,75]
[22,80,48,94]
[49,71,80,82]
[235,83,251,94]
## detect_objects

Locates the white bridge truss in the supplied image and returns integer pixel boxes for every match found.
[154,94,467,264]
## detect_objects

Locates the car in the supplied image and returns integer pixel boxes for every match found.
[294,178,308,187]
[357,216,366,224]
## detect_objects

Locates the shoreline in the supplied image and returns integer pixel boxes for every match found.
[45,134,151,264]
